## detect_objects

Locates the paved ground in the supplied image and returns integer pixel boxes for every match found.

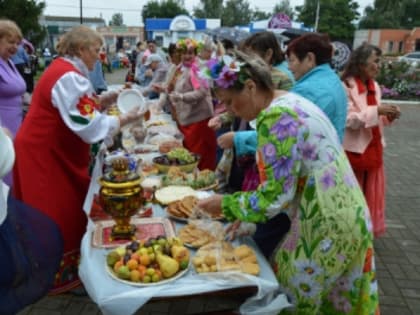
[17,69,420,314]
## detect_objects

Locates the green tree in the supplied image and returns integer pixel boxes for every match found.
[273,0,295,19]
[109,13,124,26]
[296,0,359,42]
[222,0,253,26]
[251,9,272,21]
[359,0,420,29]
[193,0,223,18]
[0,0,46,45]
[142,0,189,22]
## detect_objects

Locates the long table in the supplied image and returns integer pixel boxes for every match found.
[79,120,290,315]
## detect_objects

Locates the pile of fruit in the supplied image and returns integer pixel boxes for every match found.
[106,236,190,284]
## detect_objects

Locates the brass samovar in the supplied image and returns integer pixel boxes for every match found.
[99,157,144,240]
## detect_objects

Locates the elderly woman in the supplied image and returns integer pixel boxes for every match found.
[198,51,379,314]
[169,38,217,170]
[0,19,27,186]
[342,44,400,237]
[13,25,141,294]
[286,33,348,143]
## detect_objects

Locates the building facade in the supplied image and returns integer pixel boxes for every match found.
[40,15,106,51]
[353,28,420,54]
[39,15,144,56]
[96,26,144,54]
[145,15,220,48]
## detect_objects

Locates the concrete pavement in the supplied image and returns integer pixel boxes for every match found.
[17,68,420,314]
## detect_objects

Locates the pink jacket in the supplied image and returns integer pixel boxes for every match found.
[343,77,391,154]
[172,65,213,126]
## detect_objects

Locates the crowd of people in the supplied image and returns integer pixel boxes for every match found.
[0,17,401,314]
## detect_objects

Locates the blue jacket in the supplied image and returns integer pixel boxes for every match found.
[291,63,347,142]
[88,60,107,94]
[11,45,29,65]
[233,64,347,158]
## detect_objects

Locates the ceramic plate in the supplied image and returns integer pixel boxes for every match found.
[105,262,189,287]
[117,89,145,114]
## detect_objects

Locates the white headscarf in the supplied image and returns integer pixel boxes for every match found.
[0,127,15,224]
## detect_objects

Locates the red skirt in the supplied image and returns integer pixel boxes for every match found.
[178,119,217,170]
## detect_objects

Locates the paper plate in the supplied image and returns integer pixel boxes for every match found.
[117,89,146,114]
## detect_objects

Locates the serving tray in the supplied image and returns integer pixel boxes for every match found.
[92,217,175,249]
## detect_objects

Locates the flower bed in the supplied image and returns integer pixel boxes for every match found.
[377,61,420,101]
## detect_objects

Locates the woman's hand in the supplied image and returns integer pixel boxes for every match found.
[208,115,222,130]
[98,91,118,110]
[217,132,235,149]
[378,104,401,120]
[169,92,182,103]
[225,220,256,241]
[151,83,165,93]
[197,194,223,218]
[118,107,144,127]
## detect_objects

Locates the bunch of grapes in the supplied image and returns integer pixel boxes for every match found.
[167,148,195,164]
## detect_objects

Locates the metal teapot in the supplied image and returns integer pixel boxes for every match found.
[98,157,144,240]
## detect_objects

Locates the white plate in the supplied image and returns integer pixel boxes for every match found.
[117,89,146,114]
[105,261,189,286]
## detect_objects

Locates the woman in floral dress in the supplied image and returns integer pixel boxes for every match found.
[198,51,379,314]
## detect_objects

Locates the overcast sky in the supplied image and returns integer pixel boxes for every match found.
[41,0,374,26]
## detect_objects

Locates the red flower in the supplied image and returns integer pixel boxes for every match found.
[77,94,100,117]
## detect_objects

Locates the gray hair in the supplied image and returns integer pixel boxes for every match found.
[341,44,382,80]
[57,25,103,57]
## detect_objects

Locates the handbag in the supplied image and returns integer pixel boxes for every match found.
[345,78,383,171]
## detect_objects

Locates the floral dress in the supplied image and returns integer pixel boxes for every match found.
[222,93,379,314]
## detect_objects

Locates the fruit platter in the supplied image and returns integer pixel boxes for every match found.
[105,236,190,286]
[153,148,199,173]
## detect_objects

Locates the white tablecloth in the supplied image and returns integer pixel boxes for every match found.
[79,129,290,315]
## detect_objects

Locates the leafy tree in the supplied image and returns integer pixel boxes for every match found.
[359,0,420,29]
[222,0,253,26]
[273,0,295,19]
[142,0,189,22]
[109,13,124,26]
[0,0,46,45]
[296,0,359,42]
[251,9,272,21]
[193,0,223,18]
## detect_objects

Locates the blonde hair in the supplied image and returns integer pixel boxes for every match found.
[57,25,103,57]
[0,19,23,41]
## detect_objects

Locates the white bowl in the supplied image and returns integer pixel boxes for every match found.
[117,89,146,114]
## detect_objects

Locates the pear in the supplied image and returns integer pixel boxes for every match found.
[106,251,121,267]
[117,265,130,280]
[156,253,179,278]
[115,246,126,257]
[171,245,190,263]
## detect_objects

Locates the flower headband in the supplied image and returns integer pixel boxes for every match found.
[202,55,249,89]
[176,38,203,52]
